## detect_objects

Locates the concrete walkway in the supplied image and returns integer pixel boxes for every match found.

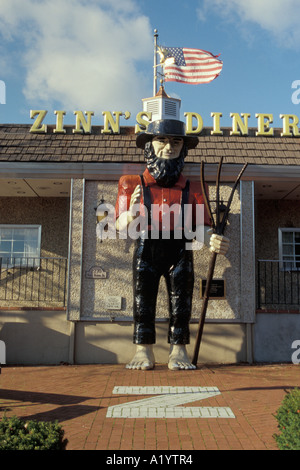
[0,363,298,451]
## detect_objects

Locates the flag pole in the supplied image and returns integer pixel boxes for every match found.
[153,29,158,96]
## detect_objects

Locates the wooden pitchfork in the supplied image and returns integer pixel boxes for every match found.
[192,157,248,366]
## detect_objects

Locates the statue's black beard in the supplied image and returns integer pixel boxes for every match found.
[144,142,187,187]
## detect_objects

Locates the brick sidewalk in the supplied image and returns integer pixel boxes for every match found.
[0,363,298,451]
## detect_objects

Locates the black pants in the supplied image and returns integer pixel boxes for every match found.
[132,236,194,345]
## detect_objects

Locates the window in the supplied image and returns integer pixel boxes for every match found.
[278,228,300,270]
[0,225,41,267]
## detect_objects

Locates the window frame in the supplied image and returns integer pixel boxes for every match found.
[0,224,42,268]
[278,227,300,271]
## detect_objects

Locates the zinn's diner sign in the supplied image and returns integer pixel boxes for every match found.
[29,109,300,137]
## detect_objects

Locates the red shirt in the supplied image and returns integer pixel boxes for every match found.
[115,169,211,232]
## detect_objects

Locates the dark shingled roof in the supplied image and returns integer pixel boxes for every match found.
[1,124,300,165]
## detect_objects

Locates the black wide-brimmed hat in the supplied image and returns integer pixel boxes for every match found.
[136,119,199,150]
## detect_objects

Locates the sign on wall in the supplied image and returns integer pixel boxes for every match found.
[29,109,300,137]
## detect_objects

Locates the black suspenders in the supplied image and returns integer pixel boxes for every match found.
[140,175,190,229]
[140,174,152,226]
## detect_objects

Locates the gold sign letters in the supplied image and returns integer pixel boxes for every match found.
[29,109,300,137]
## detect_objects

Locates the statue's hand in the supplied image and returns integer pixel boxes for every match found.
[116,185,142,231]
[209,233,230,255]
[129,185,141,211]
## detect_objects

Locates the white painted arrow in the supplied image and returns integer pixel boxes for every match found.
[106,386,235,418]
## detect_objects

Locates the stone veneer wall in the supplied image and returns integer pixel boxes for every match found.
[0,197,69,258]
[255,199,300,260]
[0,197,69,308]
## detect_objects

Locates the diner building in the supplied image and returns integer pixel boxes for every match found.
[1,91,300,366]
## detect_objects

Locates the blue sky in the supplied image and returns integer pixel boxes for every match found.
[0,0,300,129]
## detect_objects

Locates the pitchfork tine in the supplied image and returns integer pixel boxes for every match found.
[200,160,215,231]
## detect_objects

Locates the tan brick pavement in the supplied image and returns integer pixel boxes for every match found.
[0,363,299,452]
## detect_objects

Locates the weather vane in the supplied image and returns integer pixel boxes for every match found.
[153,29,168,95]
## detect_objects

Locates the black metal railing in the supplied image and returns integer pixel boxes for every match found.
[0,257,68,305]
[257,259,300,310]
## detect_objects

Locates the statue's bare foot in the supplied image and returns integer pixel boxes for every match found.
[126,344,155,370]
[168,344,196,370]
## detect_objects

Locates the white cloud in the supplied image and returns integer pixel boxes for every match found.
[0,0,153,113]
[197,0,300,48]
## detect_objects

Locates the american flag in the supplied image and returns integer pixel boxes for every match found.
[161,47,223,85]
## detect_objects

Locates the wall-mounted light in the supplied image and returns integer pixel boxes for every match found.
[95,197,110,242]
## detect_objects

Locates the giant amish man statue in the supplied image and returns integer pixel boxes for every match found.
[115,119,229,370]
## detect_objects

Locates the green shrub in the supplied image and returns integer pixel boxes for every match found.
[0,415,67,450]
[274,387,300,450]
